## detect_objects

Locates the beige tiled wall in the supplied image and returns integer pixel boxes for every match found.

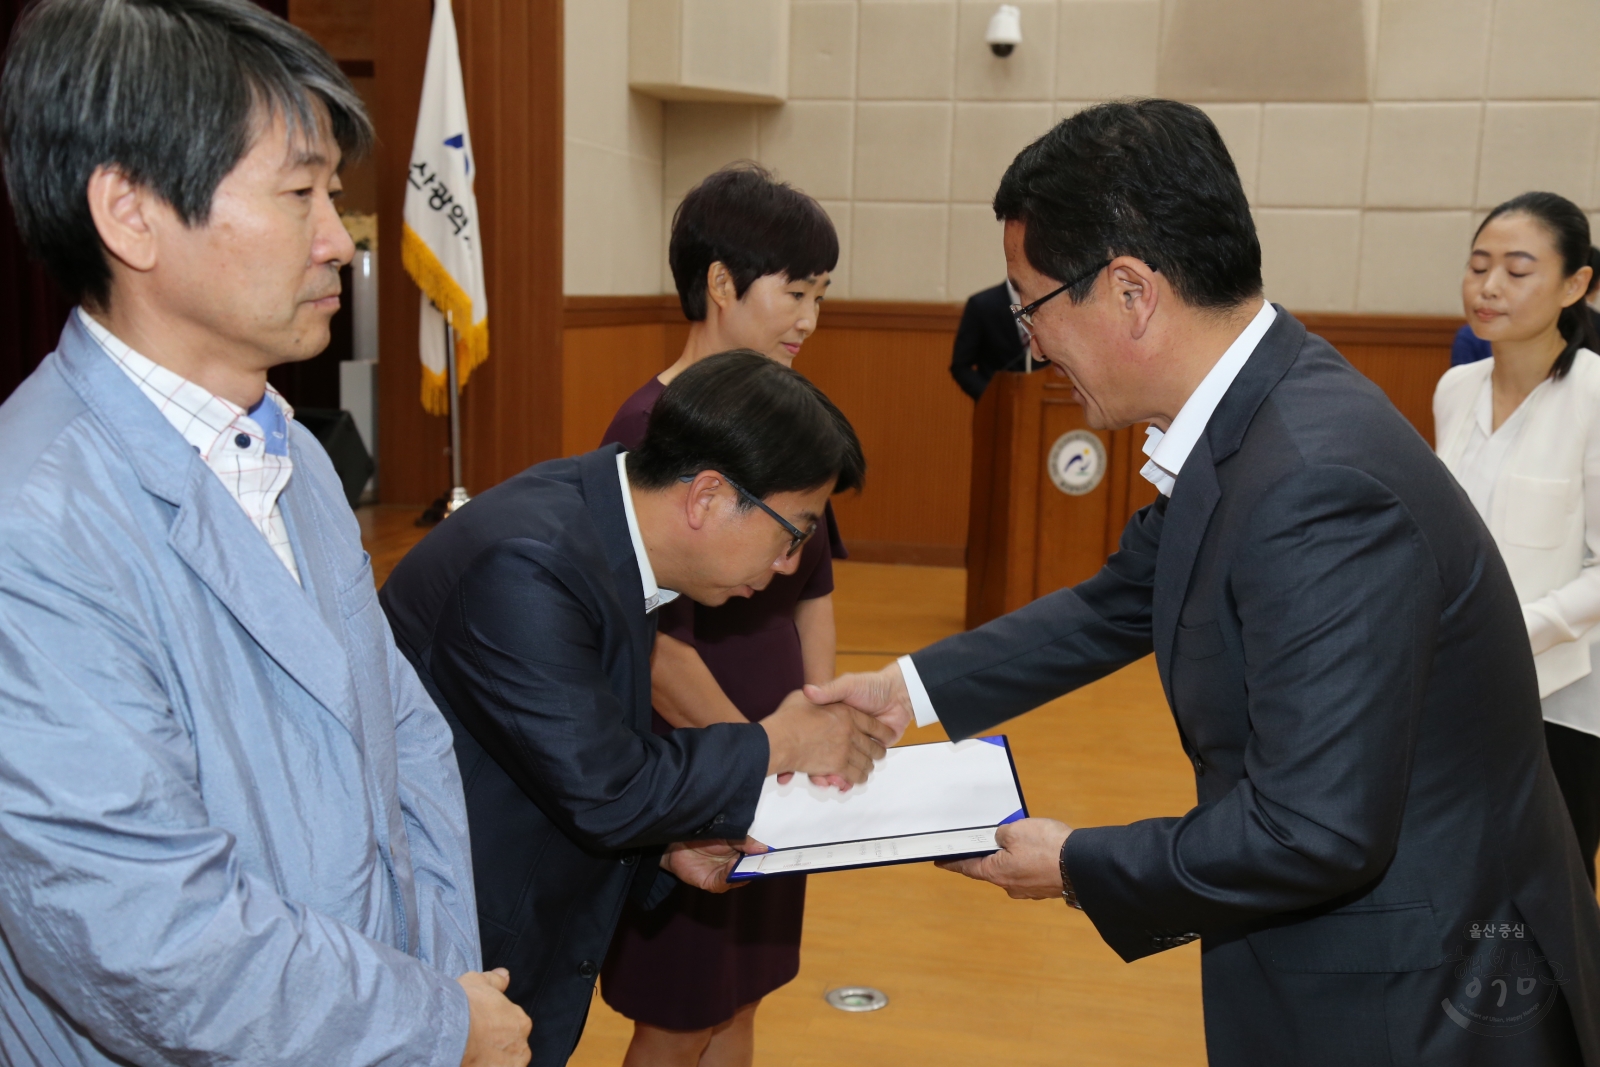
[567,0,1600,316]
[564,0,665,294]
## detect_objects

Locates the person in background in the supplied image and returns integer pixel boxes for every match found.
[598,164,845,1067]
[1454,257,1600,366]
[0,1,528,1064]
[949,279,1034,399]
[1434,191,1600,886]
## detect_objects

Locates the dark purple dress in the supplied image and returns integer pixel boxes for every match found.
[597,376,846,1031]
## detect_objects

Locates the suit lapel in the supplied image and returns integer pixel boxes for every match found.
[1151,305,1306,705]
[165,469,356,733]
[580,447,657,730]
[1152,434,1221,704]
[278,452,346,646]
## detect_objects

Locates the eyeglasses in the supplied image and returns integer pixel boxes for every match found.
[681,472,817,558]
[1008,259,1113,340]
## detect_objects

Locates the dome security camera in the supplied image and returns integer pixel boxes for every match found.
[986,5,1021,57]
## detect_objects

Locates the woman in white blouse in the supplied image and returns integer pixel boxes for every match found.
[1435,191,1600,886]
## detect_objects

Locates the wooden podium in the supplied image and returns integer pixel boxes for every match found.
[964,370,1158,629]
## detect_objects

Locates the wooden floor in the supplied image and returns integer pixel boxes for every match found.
[357,504,440,587]
[359,506,1208,1066]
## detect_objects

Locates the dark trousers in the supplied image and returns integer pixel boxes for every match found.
[1545,721,1600,887]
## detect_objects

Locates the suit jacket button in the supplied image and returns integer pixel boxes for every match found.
[1192,754,1205,775]
[620,853,638,866]
[579,960,598,979]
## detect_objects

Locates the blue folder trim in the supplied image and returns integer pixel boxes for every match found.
[728,826,1002,881]
[997,734,1029,821]
[999,807,1027,825]
[729,845,999,881]
[978,735,1007,747]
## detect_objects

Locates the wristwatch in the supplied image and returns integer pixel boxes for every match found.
[1059,838,1083,910]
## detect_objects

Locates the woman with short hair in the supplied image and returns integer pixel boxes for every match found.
[1434,190,1600,886]
[598,163,846,1067]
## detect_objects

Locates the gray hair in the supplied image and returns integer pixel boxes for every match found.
[0,0,373,306]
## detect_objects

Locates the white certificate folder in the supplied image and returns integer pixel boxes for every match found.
[729,736,1027,880]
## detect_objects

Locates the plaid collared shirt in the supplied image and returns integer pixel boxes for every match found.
[78,309,302,585]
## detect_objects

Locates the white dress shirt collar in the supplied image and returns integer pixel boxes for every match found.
[616,451,679,614]
[1139,301,1277,496]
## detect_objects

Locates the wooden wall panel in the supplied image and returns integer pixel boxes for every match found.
[562,324,673,455]
[1339,343,1452,445]
[374,0,441,503]
[799,327,973,566]
[287,0,372,59]
[375,0,563,505]
[455,0,565,488]
[558,299,1461,566]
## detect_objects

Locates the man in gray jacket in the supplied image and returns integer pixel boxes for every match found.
[0,2,528,1063]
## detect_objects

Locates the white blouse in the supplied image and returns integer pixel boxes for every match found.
[1436,353,1600,738]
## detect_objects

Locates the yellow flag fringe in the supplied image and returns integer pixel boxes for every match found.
[403,222,490,416]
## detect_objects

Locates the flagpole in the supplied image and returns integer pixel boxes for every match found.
[445,313,470,514]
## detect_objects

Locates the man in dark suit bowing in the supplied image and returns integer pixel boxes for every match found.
[813,100,1600,1065]
[380,352,893,1066]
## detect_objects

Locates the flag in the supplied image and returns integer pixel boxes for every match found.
[402,0,487,416]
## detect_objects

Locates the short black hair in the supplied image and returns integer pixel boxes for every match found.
[627,350,865,503]
[1,0,373,307]
[669,163,839,321]
[1474,191,1600,380]
[993,99,1262,311]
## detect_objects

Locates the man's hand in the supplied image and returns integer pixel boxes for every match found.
[937,818,1074,900]
[804,662,914,746]
[761,689,894,785]
[661,837,766,893]
[458,969,532,1067]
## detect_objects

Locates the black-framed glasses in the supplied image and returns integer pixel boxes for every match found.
[1008,259,1112,340]
[681,472,816,558]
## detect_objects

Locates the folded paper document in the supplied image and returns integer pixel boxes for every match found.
[729,736,1027,880]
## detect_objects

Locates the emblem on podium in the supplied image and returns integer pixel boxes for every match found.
[1047,430,1106,496]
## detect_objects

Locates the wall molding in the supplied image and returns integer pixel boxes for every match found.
[565,295,1464,342]
[563,294,682,327]
[1295,313,1462,347]
[564,295,965,331]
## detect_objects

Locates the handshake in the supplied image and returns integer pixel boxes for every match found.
[755,663,1076,908]
[759,662,918,787]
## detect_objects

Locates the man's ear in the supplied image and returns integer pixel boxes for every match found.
[681,470,728,532]
[705,261,738,314]
[1108,255,1160,341]
[86,166,162,274]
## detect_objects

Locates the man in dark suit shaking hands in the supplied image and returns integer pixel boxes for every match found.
[812,100,1600,1065]
[381,352,894,1066]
